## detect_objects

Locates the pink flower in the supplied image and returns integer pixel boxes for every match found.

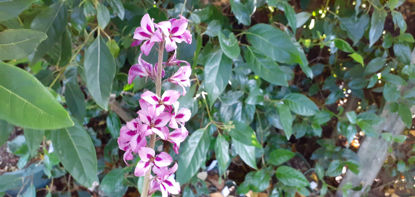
[137,101,171,140]
[157,16,192,52]
[141,90,181,114]
[117,119,147,164]
[167,126,189,154]
[133,14,162,55]
[168,66,191,95]
[128,53,165,84]
[165,51,191,67]
[150,163,181,197]
[169,107,191,129]
[135,147,173,177]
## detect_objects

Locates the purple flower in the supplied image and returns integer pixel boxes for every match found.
[168,66,191,95]
[133,14,162,55]
[141,90,181,114]
[128,53,165,84]
[150,163,181,197]
[167,126,189,154]
[134,147,173,177]
[117,119,147,164]
[157,16,192,52]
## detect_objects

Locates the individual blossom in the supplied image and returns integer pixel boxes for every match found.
[157,16,192,52]
[169,107,191,129]
[167,126,189,154]
[168,66,191,95]
[137,99,171,140]
[133,14,162,55]
[117,119,148,164]
[135,147,173,177]
[165,51,191,67]
[128,53,165,84]
[141,90,181,114]
[150,163,180,197]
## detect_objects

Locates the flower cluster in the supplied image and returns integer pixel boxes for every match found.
[118,13,192,197]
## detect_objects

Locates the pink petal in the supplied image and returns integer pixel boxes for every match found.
[181,30,192,44]
[128,64,141,84]
[140,14,155,34]
[134,160,152,177]
[168,117,179,129]
[131,40,142,47]
[123,149,133,164]
[141,40,155,56]
[164,37,177,52]
[170,16,188,36]
[149,179,161,195]
[151,127,169,140]
[141,91,160,105]
[154,152,173,167]
[176,108,191,123]
[157,21,172,37]
[154,112,172,127]
[161,90,181,105]
[138,147,155,161]
[162,176,180,195]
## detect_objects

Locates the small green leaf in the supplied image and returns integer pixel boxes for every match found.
[276,166,309,187]
[51,124,98,187]
[269,149,295,166]
[233,138,257,169]
[334,39,354,53]
[383,83,400,102]
[230,0,255,26]
[364,57,386,75]
[97,4,110,29]
[228,121,261,148]
[218,31,240,60]
[340,15,369,45]
[100,168,128,196]
[349,52,364,66]
[238,169,271,193]
[346,111,357,124]
[0,29,47,60]
[0,62,73,129]
[84,35,116,110]
[204,20,221,37]
[284,93,319,116]
[24,128,44,157]
[326,160,343,177]
[398,103,412,128]
[276,103,293,139]
[369,8,387,47]
[392,11,407,33]
[107,0,125,19]
[215,134,230,175]
[177,128,210,183]
[65,79,86,122]
[295,12,311,28]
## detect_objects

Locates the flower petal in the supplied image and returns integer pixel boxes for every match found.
[134,160,152,177]
[138,147,155,161]
[161,90,181,105]
[141,91,160,105]
[140,14,155,34]
[154,152,173,167]
[154,112,172,127]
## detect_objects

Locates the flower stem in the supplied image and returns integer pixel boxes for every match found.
[141,41,165,197]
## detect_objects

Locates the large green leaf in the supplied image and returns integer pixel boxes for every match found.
[84,35,116,110]
[177,128,210,183]
[51,124,98,187]
[203,49,232,106]
[364,57,386,75]
[284,93,319,116]
[97,3,110,29]
[100,168,128,196]
[269,149,295,166]
[215,134,230,175]
[0,62,73,129]
[24,128,43,157]
[369,8,387,47]
[228,121,261,148]
[218,31,240,60]
[339,15,369,45]
[0,0,32,22]
[276,166,309,187]
[244,46,290,86]
[246,24,312,78]
[65,79,86,122]
[0,120,13,146]
[276,103,293,139]
[30,1,67,63]
[238,169,271,193]
[233,138,257,169]
[230,0,255,26]
[0,29,47,60]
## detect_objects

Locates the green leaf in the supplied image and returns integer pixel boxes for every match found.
[364,57,386,75]
[349,52,364,66]
[238,169,271,193]
[0,62,73,129]
[369,8,387,47]
[215,134,230,175]
[84,35,116,110]
[22,183,36,197]
[244,46,290,86]
[204,20,221,37]
[295,12,311,28]
[326,160,343,176]
[65,79,86,122]
[276,166,309,187]
[100,168,128,196]
[383,83,400,102]
[228,121,261,148]
[30,1,67,63]
[247,24,312,78]
[51,123,98,187]
[398,103,412,128]
[24,128,44,157]
[230,0,255,26]
[346,111,357,124]
[393,43,412,65]
[177,128,210,183]
[203,49,232,106]
[0,0,32,22]
[340,15,369,45]
[269,149,295,166]
[97,4,110,29]
[0,29,47,60]
[392,11,406,33]
[218,31,240,60]
[334,39,354,53]
[233,138,257,169]
[281,1,297,32]
[276,103,293,139]
[0,164,44,192]
[0,120,13,146]
[284,93,319,116]
[106,112,121,138]
[107,0,125,19]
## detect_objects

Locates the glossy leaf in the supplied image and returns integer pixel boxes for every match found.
[276,166,309,187]
[247,24,312,78]
[177,128,210,183]
[340,15,369,45]
[392,11,406,33]
[0,0,32,22]
[0,62,73,129]
[0,29,47,60]
[233,138,257,169]
[349,52,364,66]
[364,57,386,75]
[230,0,255,26]
[369,8,387,47]
[84,35,116,110]
[215,134,230,175]
[218,31,240,60]
[334,39,354,53]
[51,124,98,187]
[228,121,261,148]
[203,49,232,106]
[276,103,293,139]
[398,103,412,128]
[269,149,295,166]
[107,0,125,19]
[100,168,128,196]
[97,4,110,29]
[284,93,319,116]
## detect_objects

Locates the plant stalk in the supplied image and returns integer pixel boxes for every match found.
[141,41,164,197]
